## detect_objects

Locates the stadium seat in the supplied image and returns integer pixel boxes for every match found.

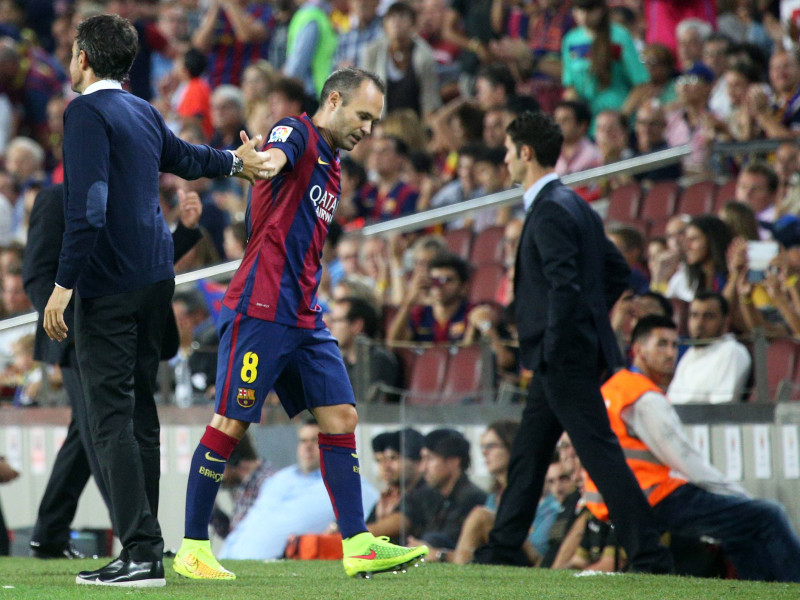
[765,338,800,401]
[678,181,716,216]
[441,345,487,404]
[606,182,642,223]
[713,179,737,212]
[406,346,449,405]
[469,225,506,266]
[444,227,473,259]
[468,264,506,305]
[640,181,679,222]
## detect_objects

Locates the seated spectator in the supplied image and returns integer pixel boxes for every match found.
[594,110,634,195]
[676,18,712,70]
[665,63,720,177]
[416,0,461,91]
[211,433,274,539]
[219,420,378,559]
[172,48,213,139]
[337,156,369,226]
[357,136,419,222]
[387,233,449,307]
[462,303,517,380]
[745,48,800,140]
[0,266,34,368]
[387,251,473,344]
[241,60,279,117]
[719,201,760,241]
[705,33,732,120]
[607,224,650,294]
[362,1,441,117]
[473,64,520,112]
[483,105,516,151]
[332,0,382,69]
[561,0,649,124]
[611,289,674,358]
[723,61,764,143]
[169,289,219,405]
[496,218,523,307]
[223,221,248,260]
[587,316,800,583]
[329,233,364,289]
[470,147,512,231]
[328,296,400,402]
[401,428,487,549]
[554,100,601,201]
[651,215,690,294]
[266,76,306,126]
[632,100,683,183]
[209,85,247,151]
[637,43,678,109]
[367,427,425,540]
[668,292,751,404]
[773,142,800,218]
[429,144,484,220]
[666,215,733,302]
[734,162,779,220]
[0,333,40,406]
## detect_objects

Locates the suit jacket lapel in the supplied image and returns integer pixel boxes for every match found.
[514,179,563,291]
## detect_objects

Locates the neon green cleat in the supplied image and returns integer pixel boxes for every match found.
[342,532,428,578]
[172,538,236,580]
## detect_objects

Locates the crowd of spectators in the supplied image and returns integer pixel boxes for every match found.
[0,0,799,407]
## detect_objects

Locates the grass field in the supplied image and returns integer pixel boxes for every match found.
[1,559,799,600]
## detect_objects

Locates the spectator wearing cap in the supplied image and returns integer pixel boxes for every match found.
[746,49,800,140]
[398,429,487,549]
[738,215,800,338]
[668,292,751,404]
[367,428,425,541]
[561,0,650,127]
[327,296,401,403]
[362,1,441,117]
[665,62,721,176]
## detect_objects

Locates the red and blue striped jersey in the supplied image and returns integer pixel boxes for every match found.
[206,3,274,88]
[224,114,339,329]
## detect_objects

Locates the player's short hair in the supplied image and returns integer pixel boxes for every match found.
[76,14,138,82]
[423,428,471,471]
[320,67,385,105]
[506,111,563,168]
[428,251,471,284]
[692,290,729,317]
[631,314,676,345]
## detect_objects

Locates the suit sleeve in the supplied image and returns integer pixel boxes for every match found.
[158,108,233,179]
[56,103,109,289]
[602,235,631,308]
[22,186,64,313]
[533,201,582,365]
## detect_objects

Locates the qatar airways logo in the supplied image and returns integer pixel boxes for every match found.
[310,185,338,225]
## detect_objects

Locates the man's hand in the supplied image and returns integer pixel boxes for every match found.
[43,286,73,342]
[177,189,203,229]
[233,130,283,184]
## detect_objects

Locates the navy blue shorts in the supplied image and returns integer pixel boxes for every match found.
[214,305,355,422]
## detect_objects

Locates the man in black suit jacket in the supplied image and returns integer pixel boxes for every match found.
[475,111,673,573]
[23,183,206,559]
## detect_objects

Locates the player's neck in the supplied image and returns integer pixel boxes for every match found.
[312,113,337,151]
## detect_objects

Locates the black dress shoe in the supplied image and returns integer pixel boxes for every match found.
[75,557,127,585]
[30,541,85,559]
[96,560,165,587]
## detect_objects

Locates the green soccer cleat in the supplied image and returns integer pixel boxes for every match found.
[342,532,428,578]
[172,538,236,580]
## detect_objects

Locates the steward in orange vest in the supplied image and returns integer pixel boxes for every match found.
[584,369,687,521]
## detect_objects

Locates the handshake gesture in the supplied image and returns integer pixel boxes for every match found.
[232,130,284,184]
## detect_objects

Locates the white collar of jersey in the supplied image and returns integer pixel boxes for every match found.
[82,80,123,96]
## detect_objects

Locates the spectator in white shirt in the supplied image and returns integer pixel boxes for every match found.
[668,291,751,404]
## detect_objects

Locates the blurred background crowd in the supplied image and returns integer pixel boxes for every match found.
[0,0,800,408]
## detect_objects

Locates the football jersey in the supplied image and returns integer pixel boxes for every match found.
[224,114,340,329]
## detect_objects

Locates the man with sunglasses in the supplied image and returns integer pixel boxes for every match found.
[387,251,473,344]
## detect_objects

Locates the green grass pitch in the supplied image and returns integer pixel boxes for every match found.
[0,558,798,600]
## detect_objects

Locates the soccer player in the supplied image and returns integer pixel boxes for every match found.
[173,68,428,580]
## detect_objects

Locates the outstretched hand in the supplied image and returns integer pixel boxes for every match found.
[233,130,272,184]
[177,188,203,229]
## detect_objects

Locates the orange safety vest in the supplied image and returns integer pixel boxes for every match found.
[585,369,687,521]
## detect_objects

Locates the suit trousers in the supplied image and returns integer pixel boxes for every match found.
[487,365,671,571]
[32,346,112,550]
[75,278,174,562]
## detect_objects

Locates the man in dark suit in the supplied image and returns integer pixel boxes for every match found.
[23,183,206,560]
[41,15,269,587]
[474,111,673,573]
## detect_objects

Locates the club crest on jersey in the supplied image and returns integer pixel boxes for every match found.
[310,184,339,224]
[268,126,293,143]
[237,387,256,408]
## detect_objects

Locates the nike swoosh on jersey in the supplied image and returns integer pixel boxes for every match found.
[318,157,329,165]
[205,452,226,463]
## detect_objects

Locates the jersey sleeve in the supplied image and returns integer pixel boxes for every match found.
[265,117,309,171]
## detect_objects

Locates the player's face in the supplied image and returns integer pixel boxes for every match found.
[328,80,385,151]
